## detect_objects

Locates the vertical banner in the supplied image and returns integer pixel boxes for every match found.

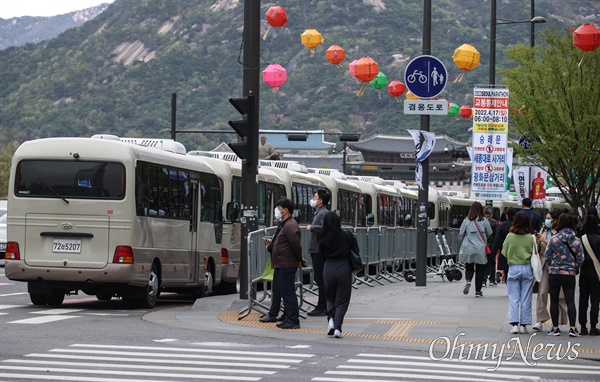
[408,129,436,190]
[530,166,547,208]
[505,147,514,199]
[470,87,509,200]
[513,166,530,205]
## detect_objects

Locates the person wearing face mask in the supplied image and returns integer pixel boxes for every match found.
[306,189,331,316]
[532,210,567,332]
[268,198,303,329]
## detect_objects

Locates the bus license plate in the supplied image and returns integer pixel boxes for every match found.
[52,239,81,253]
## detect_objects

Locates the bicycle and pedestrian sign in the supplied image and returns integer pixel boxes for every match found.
[404,55,447,99]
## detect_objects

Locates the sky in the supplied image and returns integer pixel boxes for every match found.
[0,0,116,19]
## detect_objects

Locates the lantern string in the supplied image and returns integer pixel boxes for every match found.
[396,96,402,103]
[263,26,271,41]
[578,52,587,68]
[310,48,316,57]
[377,90,382,100]
[272,87,278,93]
[356,83,367,97]
[453,71,465,83]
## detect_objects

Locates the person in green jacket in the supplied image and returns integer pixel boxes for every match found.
[502,212,536,334]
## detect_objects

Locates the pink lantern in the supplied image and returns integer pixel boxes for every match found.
[262,64,287,93]
[348,60,358,76]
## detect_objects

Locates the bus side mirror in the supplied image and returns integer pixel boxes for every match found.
[226,202,240,221]
[366,213,374,226]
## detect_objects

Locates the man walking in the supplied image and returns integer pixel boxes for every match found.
[484,206,499,286]
[521,197,542,232]
[270,198,303,329]
[492,207,517,283]
[306,190,331,316]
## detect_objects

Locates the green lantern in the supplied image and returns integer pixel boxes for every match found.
[370,72,388,90]
[448,102,459,117]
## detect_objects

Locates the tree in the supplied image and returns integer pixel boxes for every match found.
[501,28,600,215]
[0,141,20,197]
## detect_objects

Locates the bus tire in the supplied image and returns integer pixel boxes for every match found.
[140,264,159,308]
[46,291,65,306]
[199,263,214,298]
[96,292,112,301]
[30,293,47,306]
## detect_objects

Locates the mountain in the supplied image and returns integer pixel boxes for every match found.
[0,0,598,152]
[0,4,110,50]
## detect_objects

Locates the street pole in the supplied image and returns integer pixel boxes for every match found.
[238,0,260,299]
[415,0,431,287]
[342,142,347,175]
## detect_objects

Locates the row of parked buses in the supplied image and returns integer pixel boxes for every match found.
[4,135,569,308]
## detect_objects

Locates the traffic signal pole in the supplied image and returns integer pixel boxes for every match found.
[237,0,260,299]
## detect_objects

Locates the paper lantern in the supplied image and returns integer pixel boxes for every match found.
[459,105,473,119]
[301,29,324,56]
[263,6,288,40]
[262,64,287,93]
[571,23,600,67]
[370,72,388,99]
[348,60,358,76]
[352,56,379,96]
[447,103,460,117]
[326,45,345,66]
[405,91,420,100]
[452,43,480,82]
[387,80,406,102]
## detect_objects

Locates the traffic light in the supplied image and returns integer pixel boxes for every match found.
[228,95,255,161]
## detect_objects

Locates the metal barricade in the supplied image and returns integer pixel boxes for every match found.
[376,227,397,283]
[392,227,407,273]
[352,227,374,287]
[364,227,385,285]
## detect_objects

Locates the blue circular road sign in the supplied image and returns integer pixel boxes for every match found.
[404,55,447,98]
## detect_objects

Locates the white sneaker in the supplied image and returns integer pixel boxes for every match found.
[463,282,471,295]
[510,325,519,334]
[327,319,335,336]
[334,329,343,338]
[532,322,543,332]
[519,326,528,334]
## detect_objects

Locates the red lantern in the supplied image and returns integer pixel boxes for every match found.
[263,6,288,40]
[326,45,345,67]
[459,105,473,119]
[571,23,600,67]
[387,80,406,102]
[262,64,287,93]
[352,56,379,96]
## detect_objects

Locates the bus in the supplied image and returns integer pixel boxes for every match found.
[308,168,362,227]
[5,136,227,308]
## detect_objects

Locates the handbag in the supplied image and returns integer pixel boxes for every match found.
[531,235,543,282]
[582,234,600,281]
[347,231,363,273]
[474,220,491,255]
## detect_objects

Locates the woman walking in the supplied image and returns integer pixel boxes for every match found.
[318,211,357,338]
[578,214,600,335]
[502,212,536,334]
[544,213,584,337]
[459,201,492,297]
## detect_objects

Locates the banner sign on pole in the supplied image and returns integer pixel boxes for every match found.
[408,129,436,190]
[513,166,530,205]
[470,87,509,200]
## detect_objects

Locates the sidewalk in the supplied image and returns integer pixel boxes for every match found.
[145,278,600,357]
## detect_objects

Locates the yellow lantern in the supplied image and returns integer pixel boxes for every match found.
[301,29,324,56]
[405,91,421,100]
[452,43,480,82]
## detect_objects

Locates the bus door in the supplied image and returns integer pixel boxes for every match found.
[188,179,200,283]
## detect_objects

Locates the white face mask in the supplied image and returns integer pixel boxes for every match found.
[310,199,318,208]
[274,208,283,220]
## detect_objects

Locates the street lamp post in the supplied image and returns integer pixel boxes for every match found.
[339,133,361,175]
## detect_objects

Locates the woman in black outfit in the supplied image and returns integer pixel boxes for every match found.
[318,211,357,338]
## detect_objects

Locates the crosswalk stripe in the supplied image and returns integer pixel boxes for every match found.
[0,304,29,309]
[31,308,84,315]
[0,373,159,382]
[7,315,80,324]
[337,365,540,380]
[0,292,28,296]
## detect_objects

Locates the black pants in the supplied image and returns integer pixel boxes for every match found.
[579,268,600,328]
[267,268,282,318]
[485,253,496,282]
[548,274,577,327]
[310,252,327,311]
[274,267,299,326]
[323,258,352,332]
[465,263,486,293]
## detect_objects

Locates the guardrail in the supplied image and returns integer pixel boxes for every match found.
[238,225,464,320]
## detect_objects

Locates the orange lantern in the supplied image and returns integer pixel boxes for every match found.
[301,29,323,56]
[452,43,480,82]
[263,6,288,40]
[571,23,600,67]
[387,80,406,102]
[352,56,379,96]
[326,45,345,67]
[459,105,473,119]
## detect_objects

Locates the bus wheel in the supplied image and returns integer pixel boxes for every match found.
[46,291,65,306]
[96,292,112,301]
[30,293,47,305]
[140,265,159,308]
[200,265,214,298]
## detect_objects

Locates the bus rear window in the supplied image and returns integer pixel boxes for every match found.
[15,160,125,200]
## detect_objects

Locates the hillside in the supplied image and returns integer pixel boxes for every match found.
[0,0,598,152]
[0,4,110,50]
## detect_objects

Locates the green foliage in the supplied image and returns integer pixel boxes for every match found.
[501,28,600,213]
[0,141,19,197]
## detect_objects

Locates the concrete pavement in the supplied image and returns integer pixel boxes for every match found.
[145,277,600,358]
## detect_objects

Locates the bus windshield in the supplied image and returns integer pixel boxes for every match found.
[15,160,125,200]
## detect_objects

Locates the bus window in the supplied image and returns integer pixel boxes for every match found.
[358,194,372,227]
[199,173,221,223]
[291,183,316,224]
[338,189,358,226]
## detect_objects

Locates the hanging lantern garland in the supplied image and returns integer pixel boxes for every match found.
[325,45,346,67]
[263,6,288,40]
[352,56,379,96]
[301,29,324,56]
[370,72,388,99]
[262,64,287,93]
[452,43,480,82]
[387,80,406,102]
[571,23,600,67]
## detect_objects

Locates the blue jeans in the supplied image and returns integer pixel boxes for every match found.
[274,267,299,326]
[507,264,535,325]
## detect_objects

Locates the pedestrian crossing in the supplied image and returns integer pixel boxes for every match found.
[0,343,315,381]
[312,353,600,382]
[0,305,131,324]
